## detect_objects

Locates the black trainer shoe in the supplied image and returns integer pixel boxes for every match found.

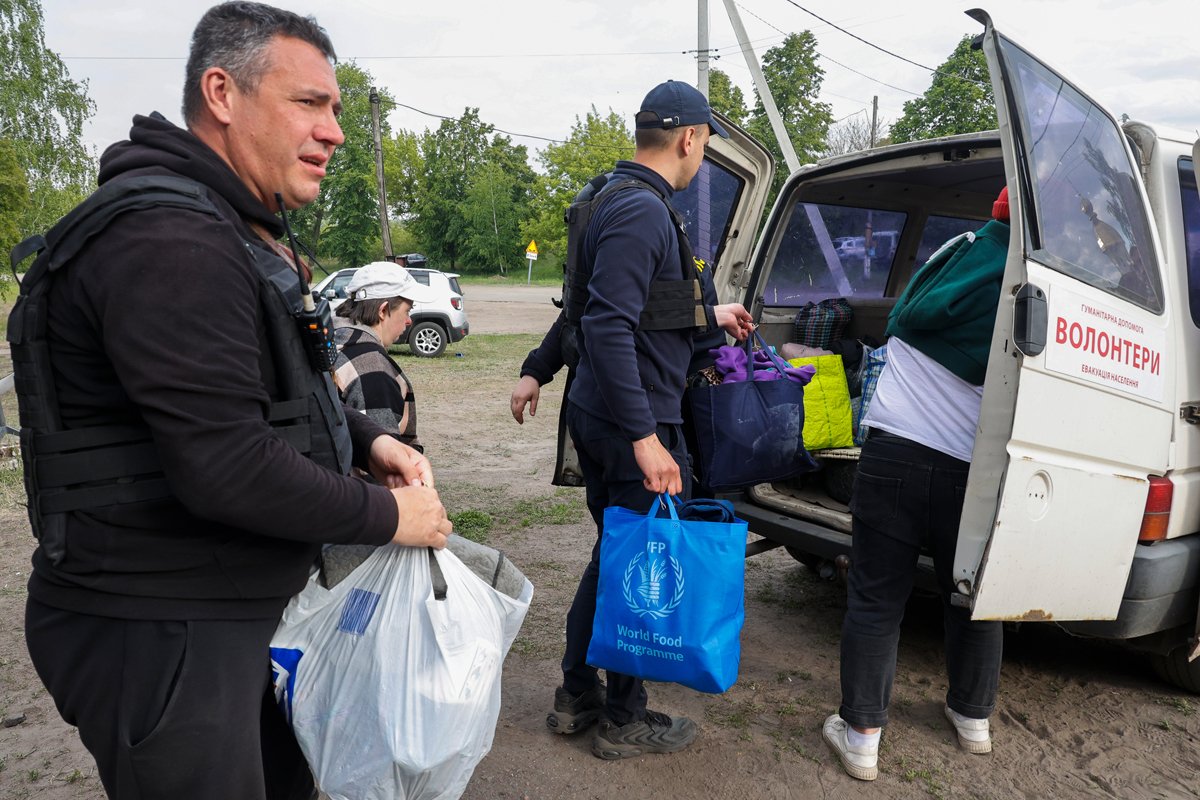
[591,710,698,760]
[546,684,605,735]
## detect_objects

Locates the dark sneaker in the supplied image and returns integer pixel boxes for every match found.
[546,684,605,735]
[591,710,698,760]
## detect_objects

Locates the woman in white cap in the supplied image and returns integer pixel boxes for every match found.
[332,261,438,449]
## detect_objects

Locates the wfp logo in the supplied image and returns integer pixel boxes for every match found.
[622,545,685,620]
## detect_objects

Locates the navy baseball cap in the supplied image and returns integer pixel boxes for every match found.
[635,80,729,139]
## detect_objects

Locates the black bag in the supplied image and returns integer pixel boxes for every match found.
[688,332,819,491]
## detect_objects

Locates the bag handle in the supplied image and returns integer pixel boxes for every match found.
[745,329,793,378]
[644,493,681,520]
[427,547,447,600]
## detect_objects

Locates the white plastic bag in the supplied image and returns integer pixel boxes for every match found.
[270,544,533,800]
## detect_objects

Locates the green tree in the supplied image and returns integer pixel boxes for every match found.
[707,69,748,127]
[889,36,996,143]
[521,108,633,260]
[410,108,494,268]
[461,161,527,274]
[0,0,96,240]
[292,62,388,268]
[382,128,422,220]
[0,139,29,266]
[746,31,834,176]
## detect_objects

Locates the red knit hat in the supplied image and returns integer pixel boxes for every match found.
[992,186,1010,222]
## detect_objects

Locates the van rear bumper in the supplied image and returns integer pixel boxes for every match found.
[737,494,1200,642]
[1059,536,1200,641]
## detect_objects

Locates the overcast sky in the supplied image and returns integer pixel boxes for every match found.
[41,0,1199,163]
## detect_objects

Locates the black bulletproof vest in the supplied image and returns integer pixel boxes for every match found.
[559,176,705,367]
[7,175,352,565]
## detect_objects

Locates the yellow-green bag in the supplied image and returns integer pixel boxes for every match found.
[786,354,855,451]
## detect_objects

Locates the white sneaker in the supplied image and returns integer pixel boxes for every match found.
[944,706,992,754]
[822,714,878,781]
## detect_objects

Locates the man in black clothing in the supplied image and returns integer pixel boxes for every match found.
[19,4,452,799]
[528,81,754,760]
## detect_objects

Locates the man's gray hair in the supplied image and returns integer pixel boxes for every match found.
[182,2,336,125]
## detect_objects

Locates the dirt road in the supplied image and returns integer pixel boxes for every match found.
[2,286,1199,799]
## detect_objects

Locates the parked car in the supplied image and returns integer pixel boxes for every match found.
[833,236,865,260]
[555,10,1200,692]
[312,265,468,357]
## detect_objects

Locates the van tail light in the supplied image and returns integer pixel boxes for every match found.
[1138,476,1173,543]
[451,297,462,310]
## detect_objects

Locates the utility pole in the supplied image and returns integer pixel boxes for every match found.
[721,0,798,172]
[369,88,393,260]
[697,0,710,96]
[870,95,879,147]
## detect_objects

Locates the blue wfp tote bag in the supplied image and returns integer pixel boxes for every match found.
[688,330,819,491]
[587,495,748,693]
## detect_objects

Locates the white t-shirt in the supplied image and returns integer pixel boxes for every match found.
[862,336,983,463]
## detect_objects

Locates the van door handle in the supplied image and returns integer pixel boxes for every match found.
[1013,282,1047,357]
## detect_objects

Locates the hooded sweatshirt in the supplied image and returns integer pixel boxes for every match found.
[885,219,1011,385]
[28,113,398,620]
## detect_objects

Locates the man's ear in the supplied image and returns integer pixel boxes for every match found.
[199,67,236,126]
[680,126,699,156]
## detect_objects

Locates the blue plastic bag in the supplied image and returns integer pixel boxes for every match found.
[587,496,748,693]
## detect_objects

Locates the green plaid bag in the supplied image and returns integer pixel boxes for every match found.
[792,298,853,349]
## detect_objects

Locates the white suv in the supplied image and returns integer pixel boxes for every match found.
[312,266,469,357]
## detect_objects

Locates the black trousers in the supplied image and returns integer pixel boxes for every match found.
[839,431,1003,729]
[560,403,691,725]
[25,597,313,800]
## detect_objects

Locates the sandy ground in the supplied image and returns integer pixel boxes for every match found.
[3,284,1200,799]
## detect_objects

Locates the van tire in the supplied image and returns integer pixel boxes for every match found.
[785,546,822,573]
[409,321,447,358]
[1149,646,1200,694]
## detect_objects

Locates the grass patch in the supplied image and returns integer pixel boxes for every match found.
[0,464,25,510]
[898,759,948,799]
[509,490,585,528]
[449,509,492,543]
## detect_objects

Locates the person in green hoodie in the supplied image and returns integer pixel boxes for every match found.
[823,186,1011,781]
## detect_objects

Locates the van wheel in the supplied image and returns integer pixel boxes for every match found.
[1149,646,1200,694]
[785,546,822,573]
[409,321,447,357]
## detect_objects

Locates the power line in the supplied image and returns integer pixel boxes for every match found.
[382,99,632,152]
[731,2,922,96]
[776,0,934,71]
[60,47,688,62]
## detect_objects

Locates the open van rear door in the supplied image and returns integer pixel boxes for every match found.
[674,112,775,305]
[953,10,1173,621]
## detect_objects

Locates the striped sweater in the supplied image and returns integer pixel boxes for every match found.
[333,322,422,451]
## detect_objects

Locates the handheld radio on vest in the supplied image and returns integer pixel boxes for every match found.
[275,193,337,372]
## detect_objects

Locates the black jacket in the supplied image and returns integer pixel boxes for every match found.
[566,163,701,439]
[29,113,397,620]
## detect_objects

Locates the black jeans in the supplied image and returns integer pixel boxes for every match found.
[561,402,691,725]
[25,598,312,800]
[839,431,1003,729]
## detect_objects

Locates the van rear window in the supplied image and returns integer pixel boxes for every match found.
[1178,159,1200,328]
[671,159,744,268]
[1000,38,1163,313]
[760,202,905,305]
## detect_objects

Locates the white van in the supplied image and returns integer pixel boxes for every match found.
[670,11,1200,691]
